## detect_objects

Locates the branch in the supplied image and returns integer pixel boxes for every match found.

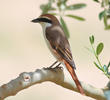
[0,67,108,100]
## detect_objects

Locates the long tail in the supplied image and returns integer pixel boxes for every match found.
[64,60,85,95]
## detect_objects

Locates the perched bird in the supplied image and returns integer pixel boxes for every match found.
[31,14,85,95]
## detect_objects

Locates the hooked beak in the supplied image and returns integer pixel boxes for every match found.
[31,18,40,23]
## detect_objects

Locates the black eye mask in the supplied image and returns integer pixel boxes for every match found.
[31,18,52,24]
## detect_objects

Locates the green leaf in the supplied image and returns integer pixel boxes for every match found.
[60,17,70,38]
[101,0,104,7]
[107,9,110,15]
[49,13,58,15]
[40,4,50,14]
[89,35,94,44]
[104,14,108,28]
[105,25,110,30]
[67,3,86,10]
[94,61,102,70]
[105,0,109,5]
[66,14,85,21]
[57,0,67,4]
[40,0,56,14]
[93,0,100,3]
[103,65,108,72]
[99,10,106,20]
[49,0,55,3]
[107,61,110,68]
[57,0,67,9]
[49,7,56,11]
[96,43,104,55]
[40,4,46,11]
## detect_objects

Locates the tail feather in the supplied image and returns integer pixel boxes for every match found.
[64,60,85,95]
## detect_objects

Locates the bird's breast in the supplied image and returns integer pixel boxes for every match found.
[42,29,61,61]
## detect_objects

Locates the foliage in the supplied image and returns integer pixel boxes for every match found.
[92,0,110,30]
[88,35,110,79]
[40,0,86,38]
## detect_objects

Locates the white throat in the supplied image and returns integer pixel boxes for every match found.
[40,22,52,45]
[41,22,52,33]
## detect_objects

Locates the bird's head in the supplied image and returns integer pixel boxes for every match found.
[31,14,60,28]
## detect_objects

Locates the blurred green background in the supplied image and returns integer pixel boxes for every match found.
[0,0,110,100]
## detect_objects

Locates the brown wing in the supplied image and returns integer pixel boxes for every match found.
[46,26,76,69]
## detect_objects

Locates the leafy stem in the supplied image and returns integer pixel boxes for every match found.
[40,0,86,38]
[90,43,103,68]
[89,35,110,79]
[93,0,110,30]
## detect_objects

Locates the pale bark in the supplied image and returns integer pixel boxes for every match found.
[0,67,109,100]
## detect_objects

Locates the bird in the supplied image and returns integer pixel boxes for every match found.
[31,14,85,95]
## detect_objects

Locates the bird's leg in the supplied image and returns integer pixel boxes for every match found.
[55,63,61,68]
[44,61,62,72]
[48,61,58,68]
